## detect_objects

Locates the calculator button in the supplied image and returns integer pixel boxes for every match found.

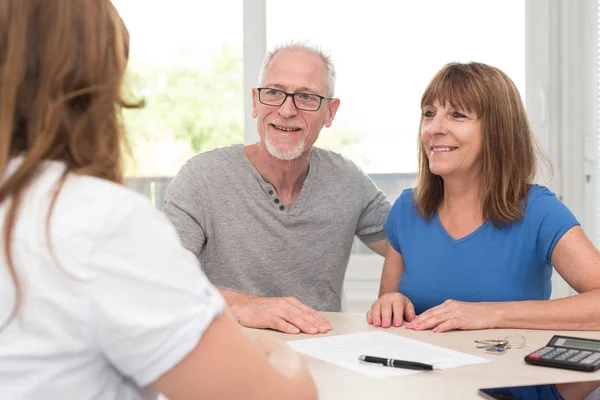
[554,348,567,353]
[532,347,554,356]
[542,349,566,359]
[568,351,592,363]
[528,354,542,359]
[555,350,579,361]
[580,353,600,365]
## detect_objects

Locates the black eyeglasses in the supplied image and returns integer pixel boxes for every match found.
[257,87,332,111]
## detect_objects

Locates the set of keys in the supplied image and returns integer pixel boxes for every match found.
[475,339,512,354]
[475,334,526,355]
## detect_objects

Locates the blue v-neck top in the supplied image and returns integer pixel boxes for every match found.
[384,185,579,315]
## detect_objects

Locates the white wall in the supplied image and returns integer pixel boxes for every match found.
[528,0,599,299]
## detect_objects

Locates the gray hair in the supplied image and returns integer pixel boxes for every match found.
[257,41,336,97]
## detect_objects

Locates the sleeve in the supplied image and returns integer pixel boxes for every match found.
[383,191,407,254]
[88,194,225,387]
[355,170,392,243]
[528,189,580,263]
[162,161,208,255]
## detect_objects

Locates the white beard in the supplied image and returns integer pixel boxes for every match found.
[265,134,306,161]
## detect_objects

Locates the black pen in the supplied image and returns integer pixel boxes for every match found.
[358,355,434,371]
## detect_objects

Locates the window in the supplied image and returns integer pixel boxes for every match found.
[267,0,525,176]
[267,0,525,255]
[113,1,580,309]
[113,0,244,184]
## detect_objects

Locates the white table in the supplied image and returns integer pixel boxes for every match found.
[244,312,600,399]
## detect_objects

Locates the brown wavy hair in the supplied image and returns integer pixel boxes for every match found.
[414,62,550,227]
[0,0,142,329]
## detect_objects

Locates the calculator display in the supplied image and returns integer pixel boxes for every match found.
[558,338,600,351]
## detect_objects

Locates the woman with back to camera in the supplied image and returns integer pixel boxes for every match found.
[367,62,600,333]
[0,1,316,399]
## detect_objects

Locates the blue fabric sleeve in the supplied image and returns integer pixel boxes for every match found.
[384,189,413,254]
[527,189,580,263]
[384,199,401,254]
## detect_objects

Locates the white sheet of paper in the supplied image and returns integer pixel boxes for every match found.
[287,331,490,378]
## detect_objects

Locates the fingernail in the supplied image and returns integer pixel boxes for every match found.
[382,320,389,328]
[291,328,300,334]
[319,325,329,332]
[405,323,412,328]
[394,319,400,327]
[412,324,420,329]
[374,319,380,327]
[433,327,439,333]
[309,327,318,333]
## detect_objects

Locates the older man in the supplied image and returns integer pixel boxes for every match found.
[163,43,390,334]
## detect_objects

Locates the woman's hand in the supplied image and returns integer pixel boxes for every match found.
[406,299,499,333]
[366,292,416,328]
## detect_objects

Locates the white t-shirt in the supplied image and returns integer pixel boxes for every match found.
[0,158,225,400]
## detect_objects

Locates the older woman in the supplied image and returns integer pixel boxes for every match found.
[367,62,600,334]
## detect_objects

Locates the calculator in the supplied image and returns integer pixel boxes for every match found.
[525,335,600,372]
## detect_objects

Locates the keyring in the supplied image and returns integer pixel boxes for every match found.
[475,335,526,356]
[504,334,526,349]
[474,339,509,349]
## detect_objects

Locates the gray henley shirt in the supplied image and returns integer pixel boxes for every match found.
[163,144,391,311]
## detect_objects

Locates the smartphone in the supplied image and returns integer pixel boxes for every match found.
[479,381,599,400]
[478,385,559,400]
[478,389,518,400]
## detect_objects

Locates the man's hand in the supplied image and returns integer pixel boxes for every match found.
[230,294,332,335]
[405,299,498,333]
[366,292,415,328]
